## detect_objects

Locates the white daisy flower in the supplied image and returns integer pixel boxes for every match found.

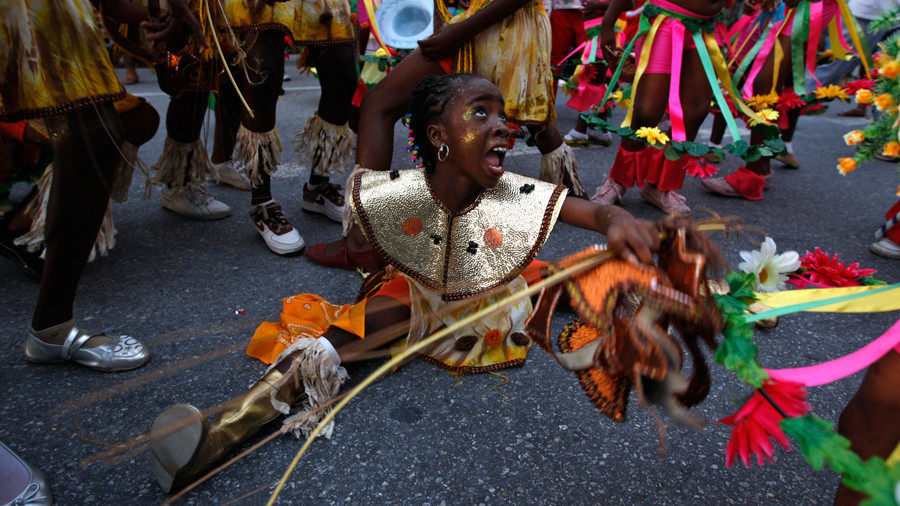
[738,237,801,293]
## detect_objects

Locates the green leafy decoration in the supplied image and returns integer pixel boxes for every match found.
[859,276,889,286]
[781,417,900,505]
[664,144,683,160]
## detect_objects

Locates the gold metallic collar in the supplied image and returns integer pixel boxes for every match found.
[350,168,566,300]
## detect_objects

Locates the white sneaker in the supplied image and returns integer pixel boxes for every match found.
[211,160,252,190]
[563,129,589,147]
[250,202,305,255]
[590,177,626,206]
[302,182,345,223]
[161,185,231,220]
[870,237,900,259]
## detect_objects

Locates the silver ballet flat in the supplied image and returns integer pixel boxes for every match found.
[24,325,150,372]
[0,440,52,505]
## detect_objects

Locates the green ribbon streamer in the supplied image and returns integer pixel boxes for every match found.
[743,283,900,323]
[597,13,650,113]
[735,20,772,86]
[693,31,743,143]
[791,1,810,96]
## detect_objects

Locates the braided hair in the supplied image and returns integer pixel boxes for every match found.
[406,73,486,173]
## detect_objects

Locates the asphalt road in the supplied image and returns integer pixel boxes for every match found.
[2,59,899,505]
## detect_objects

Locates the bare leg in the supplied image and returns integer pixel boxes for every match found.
[211,87,241,165]
[746,34,792,177]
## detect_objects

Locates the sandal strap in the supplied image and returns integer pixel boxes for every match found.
[62,327,99,359]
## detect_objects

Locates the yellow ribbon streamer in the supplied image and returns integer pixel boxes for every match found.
[754,285,900,313]
[836,0,871,77]
[703,32,770,126]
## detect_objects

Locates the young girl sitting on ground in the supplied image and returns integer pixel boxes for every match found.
[147,73,661,493]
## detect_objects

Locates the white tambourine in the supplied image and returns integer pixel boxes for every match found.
[374,0,434,49]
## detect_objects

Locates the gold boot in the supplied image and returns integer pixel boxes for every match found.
[148,367,297,492]
[149,337,347,493]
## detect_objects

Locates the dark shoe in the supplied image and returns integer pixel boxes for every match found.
[775,152,800,169]
[306,237,377,271]
[0,228,43,282]
[0,441,52,505]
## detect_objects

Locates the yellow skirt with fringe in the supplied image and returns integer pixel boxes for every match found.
[0,0,124,121]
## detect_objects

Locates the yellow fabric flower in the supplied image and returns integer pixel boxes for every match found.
[843,130,866,146]
[635,127,669,145]
[896,184,900,197]
[815,85,849,102]
[855,89,874,104]
[882,60,900,79]
[874,93,896,112]
[883,141,900,157]
[747,93,779,110]
[618,98,632,109]
[610,90,624,102]
[748,108,779,126]
[837,157,857,175]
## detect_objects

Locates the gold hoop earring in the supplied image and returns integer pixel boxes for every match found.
[437,143,450,161]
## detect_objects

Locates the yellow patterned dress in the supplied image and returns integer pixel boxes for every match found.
[449,0,554,125]
[0,0,125,121]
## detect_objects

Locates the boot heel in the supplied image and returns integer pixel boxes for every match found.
[149,404,205,492]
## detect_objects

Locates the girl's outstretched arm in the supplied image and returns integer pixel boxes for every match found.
[558,197,660,265]
[418,0,532,61]
[599,0,633,63]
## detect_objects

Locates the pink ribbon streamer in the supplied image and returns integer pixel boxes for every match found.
[765,318,900,387]
[669,21,687,141]
[557,17,605,66]
[806,1,824,89]
[742,12,786,98]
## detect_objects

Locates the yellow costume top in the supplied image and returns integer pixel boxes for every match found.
[0,0,125,121]
[449,0,554,125]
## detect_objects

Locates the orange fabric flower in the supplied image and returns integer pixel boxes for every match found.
[881,60,900,79]
[874,93,895,112]
[855,89,873,104]
[843,130,865,146]
[884,141,900,158]
[837,158,857,175]
[484,329,503,347]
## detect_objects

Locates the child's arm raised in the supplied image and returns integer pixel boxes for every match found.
[558,197,660,265]
[418,0,533,61]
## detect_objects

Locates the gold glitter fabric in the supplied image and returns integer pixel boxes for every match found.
[450,0,553,125]
[290,0,355,46]
[0,0,125,121]
[394,273,535,374]
[349,168,567,300]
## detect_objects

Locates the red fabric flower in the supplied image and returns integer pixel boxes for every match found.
[685,157,719,178]
[718,380,810,467]
[787,248,877,288]
[777,89,806,112]
[843,78,877,95]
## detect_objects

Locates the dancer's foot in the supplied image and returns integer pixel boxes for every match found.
[211,160,252,190]
[302,181,345,223]
[250,202,305,255]
[640,185,690,214]
[775,152,800,169]
[161,185,231,220]
[590,177,626,206]
[870,237,900,259]
[701,167,765,200]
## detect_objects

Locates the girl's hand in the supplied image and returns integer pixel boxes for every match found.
[142,0,208,48]
[605,216,660,265]
[418,24,467,61]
